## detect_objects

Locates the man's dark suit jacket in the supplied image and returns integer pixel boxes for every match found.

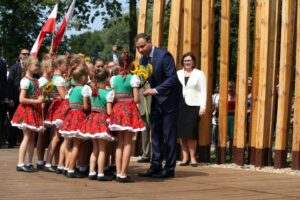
[0,59,7,102]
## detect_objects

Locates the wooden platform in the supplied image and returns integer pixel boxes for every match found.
[0,148,300,200]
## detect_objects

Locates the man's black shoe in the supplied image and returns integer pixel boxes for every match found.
[137,158,150,163]
[138,168,160,177]
[152,170,175,178]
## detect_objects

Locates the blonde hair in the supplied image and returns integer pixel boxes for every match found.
[72,65,88,83]
[40,59,52,72]
[22,56,38,68]
[54,55,67,70]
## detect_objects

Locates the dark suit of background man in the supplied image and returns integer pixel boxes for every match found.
[136,33,184,178]
[7,49,30,147]
[0,58,7,147]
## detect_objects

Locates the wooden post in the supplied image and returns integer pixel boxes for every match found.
[233,0,250,165]
[199,0,214,162]
[167,0,183,68]
[136,0,148,61]
[151,0,165,47]
[254,0,276,167]
[274,0,296,169]
[218,0,231,164]
[264,0,281,166]
[249,0,262,165]
[183,0,201,67]
[292,0,300,170]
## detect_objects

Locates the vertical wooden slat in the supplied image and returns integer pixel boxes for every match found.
[264,0,281,166]
[136,0,148,61]
[167,0,183,68]
[199,0,214,162]
[274,0,296,169]
[218,0,231,164]
[151,0,165,47]
[233,0,250,165]
[254,0,276,167]
[292,0,300,170]
[249,0,262,165]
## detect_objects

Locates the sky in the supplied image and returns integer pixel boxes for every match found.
[67,0,128,36]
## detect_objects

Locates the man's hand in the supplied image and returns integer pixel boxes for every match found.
[199,108,206,117]
[143,88,157,96]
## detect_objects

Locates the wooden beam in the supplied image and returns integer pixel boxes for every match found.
[167,0,183,68]
[274,0,296,169]
[249,0,262,165]
[136,0,148,61]
[292,0,300,170]
[199,0,215,162]
[254,0,276,167]
[218,0,231,164]
[151,0,165,47]
[233,0,250,165]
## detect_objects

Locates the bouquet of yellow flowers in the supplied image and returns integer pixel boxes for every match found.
[130,61,153,87]
[41,81,54,129]
[130,61,153,129]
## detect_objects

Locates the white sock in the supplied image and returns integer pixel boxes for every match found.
[37,160,44,165]
[64,167,68,171]
[116,173,121,178]
[97,173,104,177]
[25,163,32,167]
[68,169,75,173]
[17,163,24,167]
[57,166,64,170]
[45,163,51,168]
[119,175,127,178]
[89,171,96,176]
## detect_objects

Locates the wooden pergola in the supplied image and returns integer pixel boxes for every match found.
[136,0,300,170]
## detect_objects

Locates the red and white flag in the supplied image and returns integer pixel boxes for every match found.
[51,0,76,53]
[30,4,58,56]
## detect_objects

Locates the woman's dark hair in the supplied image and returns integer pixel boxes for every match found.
[119,50,134,73]
[181,52,196,67]
[94,69,110,83]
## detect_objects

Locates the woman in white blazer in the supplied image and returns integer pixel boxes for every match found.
[177,52,206,167]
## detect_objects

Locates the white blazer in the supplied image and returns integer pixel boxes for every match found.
[177,68,207,109]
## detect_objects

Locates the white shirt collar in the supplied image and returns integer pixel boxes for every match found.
[149,46,155,58]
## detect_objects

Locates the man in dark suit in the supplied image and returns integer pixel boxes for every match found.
[136,33,183,178]
[0,58,8,147]
[7,49,30,147]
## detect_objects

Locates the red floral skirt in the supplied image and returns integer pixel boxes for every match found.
[79,112,114,141]
[109,100,145,132]
[11,104,45,132]
[45,99,70,128]
[59,109,86,138]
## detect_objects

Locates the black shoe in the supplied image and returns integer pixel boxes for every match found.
[36,163,45,170]
[116,176,134,183]
[97,175,113,181]
[16,165,32,172]
[43,166,56,172]
[88,174,97,180]
[137,158,150,163]
[56,168,64,174]
[138,168,161,177]
[177,161,189,166]
[67,172,85,178]
[63,169,68,176]
[152,170,175,179]
[26,164,36,172]
[190,163,198,167]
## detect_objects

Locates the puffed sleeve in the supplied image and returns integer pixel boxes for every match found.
[106,90,115,103]
[130,75,141,88]
[20,78,30,90]
[54,76,66,87]
[82,85,92,97]
[109,76,115,88]
[38,77,48,88]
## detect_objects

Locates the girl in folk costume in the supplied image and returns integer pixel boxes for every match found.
[36,58,54,169]
[109,51,145,183]
[11,56,45,172]
[44,55,69,172]
[79,70,115,181]
[59,66,92,178]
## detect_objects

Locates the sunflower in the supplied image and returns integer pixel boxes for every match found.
[130,61,139,74]
[137,69,149,83]
[147,63,153,75]
[43,82,54,94]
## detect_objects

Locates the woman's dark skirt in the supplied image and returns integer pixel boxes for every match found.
[177,103,200,140]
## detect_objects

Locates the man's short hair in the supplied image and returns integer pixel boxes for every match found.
[134,33,151,42]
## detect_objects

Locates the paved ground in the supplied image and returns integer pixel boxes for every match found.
[0,148,300,200]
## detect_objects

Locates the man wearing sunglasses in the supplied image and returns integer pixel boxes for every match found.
[7,49,30,148]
